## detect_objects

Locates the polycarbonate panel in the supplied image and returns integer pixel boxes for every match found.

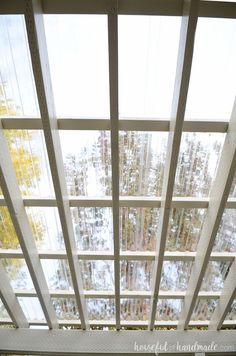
[119,16,181,118]
[79,260,114,291]
[0,16,39,117]
[120,208,159,251]
[120,261,153,291]
[214,210,236,252]
[87,299,115,320]
[0,206,20,249]
[200,261,231,292]
[26,207,64,250]
[160,261,192,291]
[41,259,73,290]
[226,300,236,321]
[121,299,150,321]
[156,299,182,321]
[52,298,79,320]
[2,259,34,290]
[60,131,111,196]
[120,132,167,196]
[185,18,236,120]
[174,133,224,197]
[18,297,45,321]
[44,15,109,118]
[71,207,113,251]
[191,299,219,321]
[0,300,10,320]
[5,130,54,197]
[166,208,206,252]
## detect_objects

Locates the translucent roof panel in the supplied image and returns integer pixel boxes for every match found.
[41,259,73,290]
[120,208,159,252]
[0,16,39,117]
[79,260,114,291]
[71,207,113,251]
[60,131,111,196]
[191,299,219,321]
[174,133,224,197]
[0,299,11,321]
[120,132,167,196]
[18,297,45,321]
[200,261,231,292]
[121,299,150,321]
[26,207,64,250]
[2,258,34,290]
[0,206,20,249]
[118,16,181,118]
[185,18,236,120]
[44,15,109,118]
[214,210,236,252]
[226,299,236,321]
[160,261,192,291]
[120,261,153,291]
[87,299,115,321]
[166,208,206,252]
[156,299,183,321]
[230,173,236,197]
[4,130,54,197]
[51,298,79,321]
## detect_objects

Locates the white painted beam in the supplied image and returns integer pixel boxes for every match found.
[24,0,88,329]
[178,100,236,330]
[149,0,199,330]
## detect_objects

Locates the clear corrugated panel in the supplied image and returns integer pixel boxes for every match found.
[200,261,231,292]
[156,299,182,321]
[41,259,73,290]
[26,207,64,250]
[185,18,236,120]
[79,260,114,291]
[44,15,109,118]
[0,299,11,320]
[120,132,167,196]
[5,130,54,197]
[87,299,115,321]
[191,299,219,321]
[51,298,79,320]
[174,133,224,197]
[230,174,236,197]
[0,206,20,249]
[226,300,236,321]
[214,210,236,252]
[18,297,45,321]
[0,16,39,117]
[166,208,206,252]
[60,131,111,196]
[71,207,113,251]
[2,258,34,290]
[120,261,153,291]
[121,299,150,321]
[120,208,159,251]
[119,16,181,118]
[160,261,192,291]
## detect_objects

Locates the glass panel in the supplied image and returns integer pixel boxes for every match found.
[0,16,39,117]
[60,131,111,196]
[2,258,34,290]
[166,208,206,252]
[200,261,231,292]
[120,132,167,196]
[121,299,150,321]
[18,297,45,321]
[44,15,109,118]
[226,300,236,321]
[120,208,159,251]
[185,18,236,120]
[119,16,181,118]
[26,207,64,250]
[230,174,236,197]
[0,206,20,249]
[41,259,73,290]
[120,261,153,291]
[87,299,115,321]
[5,130,54,197]
[174,133,224,197]
[214,210,236,252]
[79,260,114,291]
[0,300,10,320]
[52,298,79,320]
[71,207,113,251]
[191,299,219,321]
[156,299,182,321]
[160,261,192,291]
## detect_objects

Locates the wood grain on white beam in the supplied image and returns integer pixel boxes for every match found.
[24,0,88,329]
[149,0,199,330]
